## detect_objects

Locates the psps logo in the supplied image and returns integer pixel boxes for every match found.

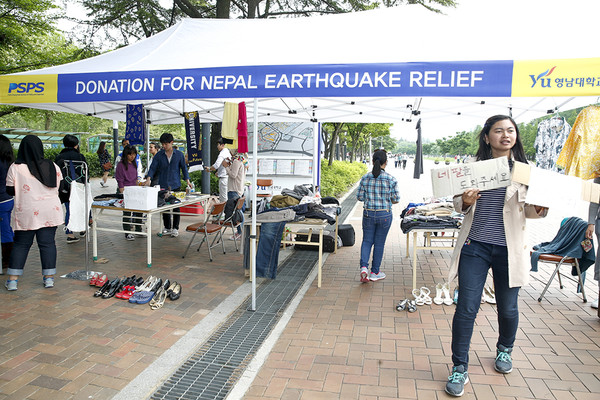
[8,82,45,94]
[529,67,556,88]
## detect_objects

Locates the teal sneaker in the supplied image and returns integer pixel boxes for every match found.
[445,365,469,397]
[5,279,18,291]
[495,344,513,374]
[369,271,386,281]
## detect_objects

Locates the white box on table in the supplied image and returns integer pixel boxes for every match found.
[123,186,159,210]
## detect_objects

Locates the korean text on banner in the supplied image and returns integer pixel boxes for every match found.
[185,111,202,168]
[431,157,511,198]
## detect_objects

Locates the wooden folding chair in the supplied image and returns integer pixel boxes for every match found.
[182,201,226,261]
[220,196,245,251]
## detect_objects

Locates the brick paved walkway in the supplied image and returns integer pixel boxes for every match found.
[0,161,599,400]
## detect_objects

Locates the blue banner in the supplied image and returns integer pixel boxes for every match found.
[56,61,514,102]
[185,111,202,168]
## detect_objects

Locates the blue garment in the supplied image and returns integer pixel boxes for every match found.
[8,226,58,276]
[452,239,519,368]
[0,199,14,243]
[255,221,287,279]
[147,149,189,191]
[228,191,243,234]
[360,209,392,274]
[530,216,595,273]
[0,160,13,203]
[357,170,399,210]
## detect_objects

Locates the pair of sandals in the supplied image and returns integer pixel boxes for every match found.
[149,287,168,309]
[396,298,417,313]
[413,286,433,306]
[433,282,454,306]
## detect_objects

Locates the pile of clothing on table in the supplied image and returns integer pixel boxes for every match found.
[400,199,463,234]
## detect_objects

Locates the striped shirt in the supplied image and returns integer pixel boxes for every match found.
[357,170,400,210]
[468,186,507,246]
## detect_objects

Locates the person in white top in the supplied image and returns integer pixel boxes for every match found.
[5,135,63,291]
[205,137,232,202]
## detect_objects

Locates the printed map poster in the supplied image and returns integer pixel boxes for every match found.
[431,157,511,198]
[248,122,313,157]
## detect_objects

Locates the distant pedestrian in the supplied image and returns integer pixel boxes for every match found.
[97,141,111,187]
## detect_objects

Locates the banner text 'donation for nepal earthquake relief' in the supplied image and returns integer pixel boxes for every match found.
[1,58,598,104]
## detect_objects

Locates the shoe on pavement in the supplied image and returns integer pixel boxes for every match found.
[100,182,106,187]
[360,267,369,283]
[66,236,80,244]
[126,234,135,241]
[5,279,18,291]
[160,228,172,237]
[445,365,469,397]
[369,271,386,281]
[591,299,599,309]
[494,344,513,374]
[43,277,54,288]
[171,229,179,237]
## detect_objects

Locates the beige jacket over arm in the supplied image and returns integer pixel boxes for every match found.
[447,181,546,288]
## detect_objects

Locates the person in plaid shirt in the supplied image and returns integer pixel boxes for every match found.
[357,149,399,282]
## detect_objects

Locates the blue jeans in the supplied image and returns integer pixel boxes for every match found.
[0,199,14,243]
[243,221,287,279]
[451,239,520,368]
[360,209,392,274]
[8,226,58,276]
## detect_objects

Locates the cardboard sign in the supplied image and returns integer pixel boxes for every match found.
[431,157,511,198]
[512,161,600,206]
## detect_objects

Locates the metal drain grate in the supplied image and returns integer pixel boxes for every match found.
[151,251,318,400]
[152,188,358,400]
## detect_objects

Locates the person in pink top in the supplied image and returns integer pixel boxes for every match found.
[4,135,63,291]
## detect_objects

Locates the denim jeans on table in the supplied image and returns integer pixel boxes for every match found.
[242,221,287,279]
[359,209,392,275]
[8,226,58,276]
[451,238,520,368]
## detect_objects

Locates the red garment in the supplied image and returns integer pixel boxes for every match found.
[237,101,249,153]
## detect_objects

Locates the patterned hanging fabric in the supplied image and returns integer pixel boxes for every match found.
[125,104,146,145]
[534,115,571,172]
[557,105,600,180]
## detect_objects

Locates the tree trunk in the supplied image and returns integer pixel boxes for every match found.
[247,0,260,18]
[44,111,52,130]
[216,0,231,18]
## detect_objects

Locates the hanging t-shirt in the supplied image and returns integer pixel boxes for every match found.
[534,116,571,172]
[222,102,238,150]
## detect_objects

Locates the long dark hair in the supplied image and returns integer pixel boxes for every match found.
[121,145,137,170]
[371,149,387,178]
[96,141,106,155]
[475,115,527,163]
[15,135,57,187]
[0,135,15,165]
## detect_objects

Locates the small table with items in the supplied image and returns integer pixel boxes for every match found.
[91,194,209,268]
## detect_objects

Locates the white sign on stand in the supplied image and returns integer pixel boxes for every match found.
[431,157,511,198]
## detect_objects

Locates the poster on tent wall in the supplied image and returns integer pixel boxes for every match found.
[125,104,145,145]
[184,111,202,169]
[247,121,314,196]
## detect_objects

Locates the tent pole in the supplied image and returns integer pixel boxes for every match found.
[145,109,150,177]
[112,120,119,164]
[313,122,319,193]
[250,100,258,311]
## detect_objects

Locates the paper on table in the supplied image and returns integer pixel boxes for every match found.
[525,166,582,209]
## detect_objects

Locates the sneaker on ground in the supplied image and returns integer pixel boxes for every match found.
[369,271,386,281]
[171,229,179,237]
[5,279,17,291]
[591,299,599,309]
[126,233,135,241]
[79,231,86,237]
[360,267,369,283]
[43,277,54,288]
[161,228,172,236]
[445,365,469,397]
[494,344,513,374]
[229,233,241,241]
[66,236,80,244]
[100,182,106,187]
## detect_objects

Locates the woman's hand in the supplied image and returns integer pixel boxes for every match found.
[586,224,595,240]
[461,189,480,210]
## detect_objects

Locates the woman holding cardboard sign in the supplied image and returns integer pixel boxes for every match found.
[115,145,142,241]
[444,115,548,397]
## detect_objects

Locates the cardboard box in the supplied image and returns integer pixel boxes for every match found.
[123,186,159,210]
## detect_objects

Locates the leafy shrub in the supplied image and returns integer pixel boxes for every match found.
[181,171,219,194]
[321,160,367,197]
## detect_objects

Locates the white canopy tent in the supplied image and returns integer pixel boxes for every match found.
[1,0,599,308]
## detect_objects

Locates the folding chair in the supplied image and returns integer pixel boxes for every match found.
[182,201,226,261]
[220,196,245,251]
[535,253,587,303]
[256,178,273,201]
